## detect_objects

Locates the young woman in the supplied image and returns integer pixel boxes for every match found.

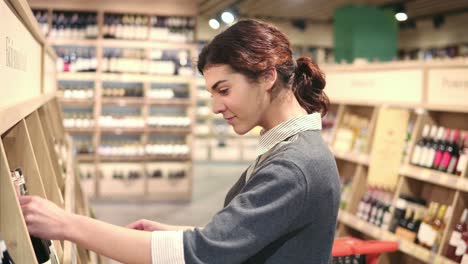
[20,19,340,264]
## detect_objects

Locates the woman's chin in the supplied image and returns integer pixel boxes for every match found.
[232,125,252,135]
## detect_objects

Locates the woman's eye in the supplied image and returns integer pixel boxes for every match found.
[219,89,229,95]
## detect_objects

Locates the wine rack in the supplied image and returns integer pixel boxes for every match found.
[323,61,468,264]
[30,3,197,202]
[2,1,97,263]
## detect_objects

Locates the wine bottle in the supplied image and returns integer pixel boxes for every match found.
[419,125,438,167]
[433,128,451,169]
[439,129,460,173]
[431,204,448,253]
[424,126,445,168]
[417,202,438,248]
[11,168,53,264]
[447,208,468,262]
[412,124,430,165]
[456,133,468,176]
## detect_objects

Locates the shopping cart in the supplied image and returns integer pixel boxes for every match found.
[332,237,399,264]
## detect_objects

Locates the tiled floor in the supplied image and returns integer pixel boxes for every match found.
[90,162,249,263]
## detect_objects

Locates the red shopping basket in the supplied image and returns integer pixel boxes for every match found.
[332,237,399,264]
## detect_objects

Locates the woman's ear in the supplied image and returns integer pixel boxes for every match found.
[263,68,277,92]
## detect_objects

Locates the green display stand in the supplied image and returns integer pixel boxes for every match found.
[334,5,398,63]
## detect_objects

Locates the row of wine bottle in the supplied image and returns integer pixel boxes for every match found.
[411,125,468,176]
[55,47,97,73]
[50,12,98,39]
[10,168,59,264]
[32,10,196,42]
[103,15,195,42]
[356,188,468,263]
[97,142,189,156]
[58,86,189,99]
[65,115,192,129]
[79,169,186,180]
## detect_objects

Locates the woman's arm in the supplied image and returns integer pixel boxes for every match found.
[126,218,195,232]
[20,195,152,264]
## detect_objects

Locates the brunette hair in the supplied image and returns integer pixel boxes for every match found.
[197,19,329,116]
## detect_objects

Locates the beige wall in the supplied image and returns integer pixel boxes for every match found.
[399,12,468,49]
[197,16,333,47]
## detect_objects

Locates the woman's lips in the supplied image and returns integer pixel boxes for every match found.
[225,116,235,125]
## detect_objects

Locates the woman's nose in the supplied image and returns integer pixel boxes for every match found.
[212,97,226,114]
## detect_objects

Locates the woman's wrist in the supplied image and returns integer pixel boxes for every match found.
[63,213,80,241]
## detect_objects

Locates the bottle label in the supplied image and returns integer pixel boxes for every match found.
[411,146,422,164]
[457,155,467,175]
[425,149,437,167]
[448,156,459,174]
[449,231,462,246]
[417,223,437,246]
[456,240,468,256]
[434,150,444,167]
[440,152,452,169]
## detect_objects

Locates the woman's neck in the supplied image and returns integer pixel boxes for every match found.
[259,90,307,131]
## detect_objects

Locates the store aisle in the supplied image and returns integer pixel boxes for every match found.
[91,162,249,228]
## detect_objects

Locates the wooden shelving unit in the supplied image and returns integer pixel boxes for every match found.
[0,0,97,262]
[29,2,198,202]
[324,61,468,263]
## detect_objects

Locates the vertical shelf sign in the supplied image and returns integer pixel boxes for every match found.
[368,107,410,189]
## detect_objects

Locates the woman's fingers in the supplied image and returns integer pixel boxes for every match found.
[19,195,34,205]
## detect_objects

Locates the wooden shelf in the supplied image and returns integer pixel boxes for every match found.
[77,154,95,162]
[99,155,146,162]
[147,155,191,162]
[330,147,370,166]
[57,72,97,81]
[100,38,195,50]
[147,127,191,134]
[338,211,457,264]
[48,38,98,46]
[422,104,468,114]
[101,73,192,83]
[100,127,146,134]
[48,38,196,50]
[59,98,95,107]
[65,127,95,133]
[97,155,190,162]
[399,164,466,192]
[101,97,145,106]
[147,98,191,107]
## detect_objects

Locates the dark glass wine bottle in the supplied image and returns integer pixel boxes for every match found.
[12,168,52,264]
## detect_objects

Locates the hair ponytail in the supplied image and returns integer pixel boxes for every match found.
[292,57,329,116]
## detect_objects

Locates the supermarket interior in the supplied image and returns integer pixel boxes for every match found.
[0,0,468,263]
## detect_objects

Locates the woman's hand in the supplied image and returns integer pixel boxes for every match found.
[126,219,194,232]
[19,195,71,241]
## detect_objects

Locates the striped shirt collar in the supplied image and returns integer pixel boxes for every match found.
[257,113,322,156]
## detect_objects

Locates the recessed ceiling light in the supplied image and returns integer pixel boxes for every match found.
[395,12,408,22]
[209,18,220,29]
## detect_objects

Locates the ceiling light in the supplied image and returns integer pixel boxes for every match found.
[221,11,235,24]
[209,18,220,29]
[395,12,408,22]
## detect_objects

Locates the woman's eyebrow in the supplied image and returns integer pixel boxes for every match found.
[211,80,228,91]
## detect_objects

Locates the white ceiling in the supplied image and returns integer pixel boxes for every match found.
[198,0,468,22]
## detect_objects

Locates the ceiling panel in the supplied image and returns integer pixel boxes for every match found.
[200,0,468,22]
